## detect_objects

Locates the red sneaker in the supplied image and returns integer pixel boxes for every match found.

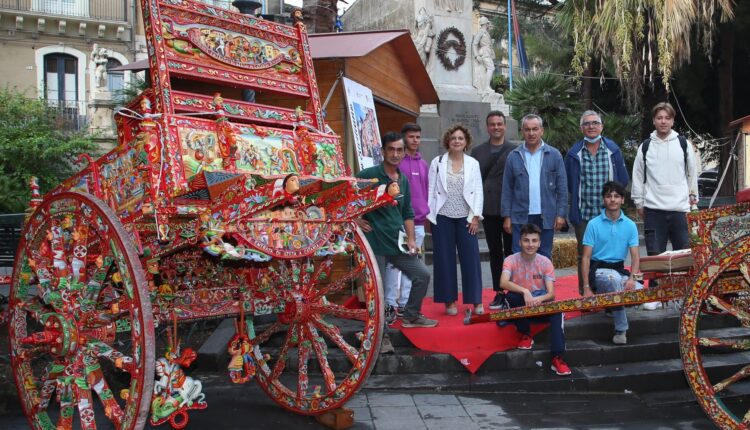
[517,335,534,350]
[551,356,572,376]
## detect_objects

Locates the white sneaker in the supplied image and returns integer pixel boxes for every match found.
[642,301,659,311]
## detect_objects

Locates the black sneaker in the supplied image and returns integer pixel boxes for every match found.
[395,307,404,318]
[489,293,506,310]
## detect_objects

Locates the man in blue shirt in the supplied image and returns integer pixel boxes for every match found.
[565,110,630,295]
[501,114,568,258]
[581,181,641,345]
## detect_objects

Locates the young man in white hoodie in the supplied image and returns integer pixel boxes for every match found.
[631,103,699,288]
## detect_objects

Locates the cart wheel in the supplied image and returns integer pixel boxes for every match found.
[253,227,383,415]
[680,234,750,430]
[9,192,155,430]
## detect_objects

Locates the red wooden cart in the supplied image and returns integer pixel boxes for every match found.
[8,1,392,428]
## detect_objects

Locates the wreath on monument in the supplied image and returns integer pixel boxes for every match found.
[436,26,467,71]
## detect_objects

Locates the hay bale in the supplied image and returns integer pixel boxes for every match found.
[552,237,578,268]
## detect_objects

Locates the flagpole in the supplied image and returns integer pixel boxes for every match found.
[507,0,513,90]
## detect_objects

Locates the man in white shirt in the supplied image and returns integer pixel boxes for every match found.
[631,102,699,265]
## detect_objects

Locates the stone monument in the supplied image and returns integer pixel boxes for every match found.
[88,44,116,142]
[341,1,514,161]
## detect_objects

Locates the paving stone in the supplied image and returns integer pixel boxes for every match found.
[457,395,493,405]
[412,393,461,406]
[371,405,426,430]
[418,404,469,419]
[351,406,372,422]
[463,404,511,421]
[421,416,479,430]
[370,405,423,423]
[347,393,368,408]
[366,392,416,407]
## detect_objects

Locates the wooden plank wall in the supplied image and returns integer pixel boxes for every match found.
[345,43,422,115]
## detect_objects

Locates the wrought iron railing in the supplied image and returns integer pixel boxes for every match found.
[45,99,90,132]
[0,0,128,22]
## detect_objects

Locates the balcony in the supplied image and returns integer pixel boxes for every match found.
[45,99,90,132]
[0,0,128,22]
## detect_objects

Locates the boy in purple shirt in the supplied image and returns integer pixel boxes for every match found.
[384,123,429,323]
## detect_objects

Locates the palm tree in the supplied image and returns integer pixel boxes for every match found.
[557,0,735,111]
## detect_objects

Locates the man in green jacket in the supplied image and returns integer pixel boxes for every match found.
[357,131,437,328]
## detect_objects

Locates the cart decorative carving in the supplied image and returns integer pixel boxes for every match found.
[8,1,391,429]
[465,198,750,430]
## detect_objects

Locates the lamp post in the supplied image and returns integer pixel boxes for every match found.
[231,1,262,15]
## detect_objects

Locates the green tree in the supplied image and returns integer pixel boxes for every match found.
[504,73,641,166]
[0,88,96,212]
[558,0,735,110]
[504,72,581,154]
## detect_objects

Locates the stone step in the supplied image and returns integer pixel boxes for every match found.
[365,352,750,394]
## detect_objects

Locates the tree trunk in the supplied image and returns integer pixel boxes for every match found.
[582,63,592,109]
[302,0,337,34]
[717,25,735,196]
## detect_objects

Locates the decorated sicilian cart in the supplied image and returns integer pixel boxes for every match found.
[465,194,750,429]
[8,1,394,429]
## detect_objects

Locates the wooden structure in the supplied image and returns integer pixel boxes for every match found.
[113,29,438,170]
[730,115,750,191]
[7,1,394,429]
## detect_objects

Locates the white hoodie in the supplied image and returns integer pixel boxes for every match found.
[631,130,699,212]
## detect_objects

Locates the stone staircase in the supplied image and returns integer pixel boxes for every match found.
[197,305,750,399]
[366,306,749,396]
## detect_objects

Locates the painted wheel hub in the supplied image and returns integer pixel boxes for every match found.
[20,313,79,358]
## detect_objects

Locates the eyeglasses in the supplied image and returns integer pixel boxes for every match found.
[582,121,602,127]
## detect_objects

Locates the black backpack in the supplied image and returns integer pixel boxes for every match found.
[641,135,688,183]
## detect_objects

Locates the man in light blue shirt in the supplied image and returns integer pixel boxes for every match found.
[501,114,568,258]
[581,181,641,345]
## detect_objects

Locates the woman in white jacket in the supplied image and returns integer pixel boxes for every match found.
[428,124,485,315]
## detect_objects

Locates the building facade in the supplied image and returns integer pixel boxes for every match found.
[0,0,238,140]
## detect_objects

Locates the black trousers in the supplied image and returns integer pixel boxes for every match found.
[482,214,514,292]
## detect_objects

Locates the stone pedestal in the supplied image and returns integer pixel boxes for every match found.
[88,94,117,140]
[438,100,488,146]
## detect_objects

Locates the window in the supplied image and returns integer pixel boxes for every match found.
[45,54,78,106]
[107,58,125,96]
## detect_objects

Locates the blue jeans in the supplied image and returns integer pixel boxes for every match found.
[511,214,554,259]
[505,290,566,357]
[384,225,425,308]
[432,215,483,305]
[594,269,642,333]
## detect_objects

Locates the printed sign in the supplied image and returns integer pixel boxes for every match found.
[343,77,382,170]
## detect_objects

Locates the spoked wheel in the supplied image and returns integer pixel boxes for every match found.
[9,192,155,430]
[681,234,750,430]
[253,227,383,414]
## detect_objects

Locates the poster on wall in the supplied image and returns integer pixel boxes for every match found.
[343,77,382,170]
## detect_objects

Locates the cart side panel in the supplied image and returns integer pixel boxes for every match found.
[688,202,750,268]
[171,117,345,184]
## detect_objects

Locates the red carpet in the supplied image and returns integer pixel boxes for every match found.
[396,274,582,373]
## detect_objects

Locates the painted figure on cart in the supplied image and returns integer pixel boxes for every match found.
[150,340,207,428]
